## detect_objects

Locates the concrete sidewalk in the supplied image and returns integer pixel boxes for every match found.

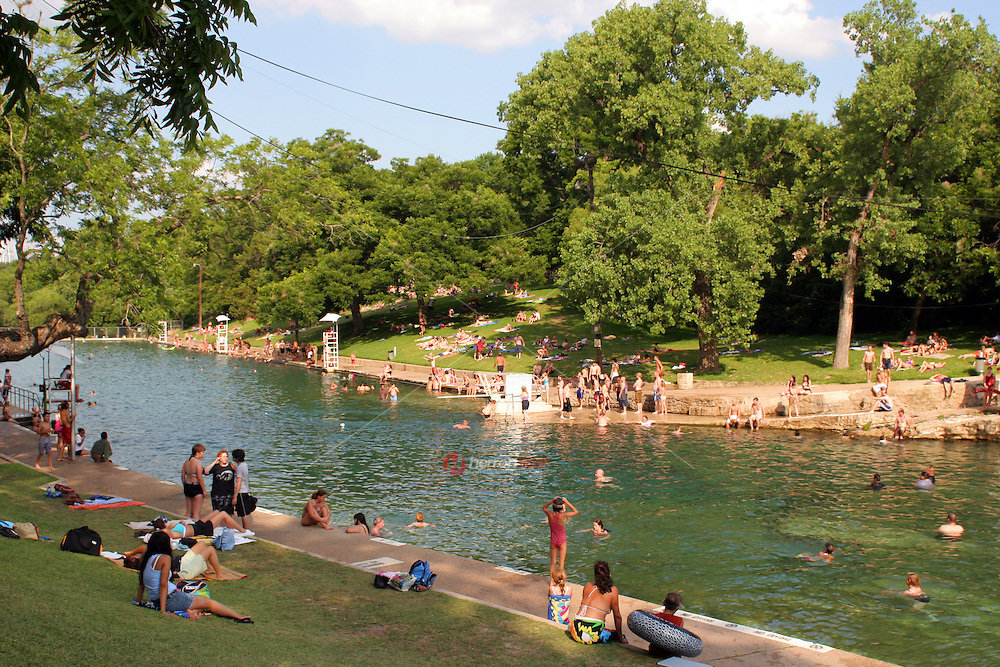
[0,421,891,666]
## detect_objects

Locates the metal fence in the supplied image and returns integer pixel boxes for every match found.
[86,326,144,340]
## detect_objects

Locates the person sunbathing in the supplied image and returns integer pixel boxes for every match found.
[918,360,945,373]
[152,511,247,537]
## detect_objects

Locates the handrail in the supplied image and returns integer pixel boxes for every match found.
[4,385,42,414]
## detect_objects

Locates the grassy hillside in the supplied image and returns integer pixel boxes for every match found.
[187,285,985,386]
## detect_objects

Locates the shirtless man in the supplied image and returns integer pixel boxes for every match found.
[33,415,54,470]
[181,444,208,520]
[937,512,964,539]
[632,373,644,414]
[880,342,896,381]
[862,345,876,383]
[453,420,470,429]
[892,408,911,440]
[726,401,740,429]
[388,383,399,402]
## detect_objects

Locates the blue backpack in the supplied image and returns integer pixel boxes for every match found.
[408,560,437,591]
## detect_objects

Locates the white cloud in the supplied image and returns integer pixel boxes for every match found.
[707,0,850,59]
[257,0,848,58]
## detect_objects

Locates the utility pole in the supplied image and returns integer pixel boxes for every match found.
[193,262,202,330]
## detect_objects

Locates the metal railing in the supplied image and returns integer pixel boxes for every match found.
[86,326,144,340]
[3,384,42,414]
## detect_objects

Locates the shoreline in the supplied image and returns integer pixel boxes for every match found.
[0,419,892,666]
[123,336,1000,441]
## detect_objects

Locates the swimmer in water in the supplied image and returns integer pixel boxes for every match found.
[594,469,613,483]
[672,425,684,436]
[453,420,470,429]
[937,512,964,539]
[903,572,928,600]
[596,413,609,427]
[407,511,434,529]
[801,542,835,562]
[590,519,609,536]
[870,473,886,490]
[639,416,654,428]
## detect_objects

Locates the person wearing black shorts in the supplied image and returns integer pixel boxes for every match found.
[206,450,237,514]
[232,448,256,529]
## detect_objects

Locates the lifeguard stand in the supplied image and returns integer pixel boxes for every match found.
[40,339,77,458]
[216,314,230,354]
[158,320,168,344]
[320,313,341,371]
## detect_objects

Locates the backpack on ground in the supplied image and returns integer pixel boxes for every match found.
[61,526,101,555]
[0,520,18,539]
[408,560,437,591]
[213,527,235,551]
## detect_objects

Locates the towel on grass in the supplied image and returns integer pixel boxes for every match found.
[70,497,145,510]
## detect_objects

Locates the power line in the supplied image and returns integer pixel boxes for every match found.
[237,47,1000,222]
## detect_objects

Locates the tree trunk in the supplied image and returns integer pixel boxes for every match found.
[693,171,726,373]
[416,294,427,329]
[351,295,365,335]
[833,138,889,369]
[693,270,720,372]
[293,321,300,344]
[832,229,860,368]
[909,293,926,332]
[0,272,97,362]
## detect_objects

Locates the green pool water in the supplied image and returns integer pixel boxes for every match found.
[18,342,1000,665]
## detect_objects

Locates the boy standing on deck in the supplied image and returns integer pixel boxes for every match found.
[34,416,54,470]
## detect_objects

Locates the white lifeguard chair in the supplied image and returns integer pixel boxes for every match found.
[216,314,230,354]
[320,313,341,371]
[158,320,168,344]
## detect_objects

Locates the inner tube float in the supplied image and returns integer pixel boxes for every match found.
[915,479,934,490]
[627,610,703,658]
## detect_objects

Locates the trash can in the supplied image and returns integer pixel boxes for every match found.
[676,372,694,390]
[388,348,396,361]
[975,356,986,375]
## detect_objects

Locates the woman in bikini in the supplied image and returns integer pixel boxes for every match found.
[570,561,628,645]
[152,511,245,538]
[543,496,578,572]
[302,489,335,529]
[181,444,207,520]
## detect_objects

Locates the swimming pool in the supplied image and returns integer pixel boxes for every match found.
[20,342,1000,665]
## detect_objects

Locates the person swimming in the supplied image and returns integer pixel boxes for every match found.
[903,572,930,602]
[937,512,964,539]
[801,542,835,562]
[594,469,612,483]
[870,473,886,491]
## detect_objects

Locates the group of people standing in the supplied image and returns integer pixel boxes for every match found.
[180,444,254,529]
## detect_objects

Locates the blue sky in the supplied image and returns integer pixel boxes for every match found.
[18,0,1000,167]
[198,0,1000,167]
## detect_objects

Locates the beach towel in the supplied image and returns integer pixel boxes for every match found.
[69,496,146,510]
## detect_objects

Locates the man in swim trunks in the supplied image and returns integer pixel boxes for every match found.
[892,408,911,440]
[880,342,895,380]
[862,345,876,382]
[182,444,207,520]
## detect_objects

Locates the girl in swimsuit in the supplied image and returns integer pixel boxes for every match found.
[181,444,207,520]
[346,512,370,534]
[570,561,628,645]
[543,496,578,572]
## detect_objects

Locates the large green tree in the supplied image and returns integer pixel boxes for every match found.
[499,0,816,369]
[0,33,142,360]
[2,0,255,147]
[827,0,999,367]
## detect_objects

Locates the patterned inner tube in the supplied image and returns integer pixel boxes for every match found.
[627,609,703,658]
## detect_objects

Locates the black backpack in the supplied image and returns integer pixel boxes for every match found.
[61,526,101,556]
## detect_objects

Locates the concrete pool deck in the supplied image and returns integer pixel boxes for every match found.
[0,421,892,666]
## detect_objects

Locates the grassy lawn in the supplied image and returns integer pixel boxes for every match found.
[0,464,645,666]
[182,285,985,386]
